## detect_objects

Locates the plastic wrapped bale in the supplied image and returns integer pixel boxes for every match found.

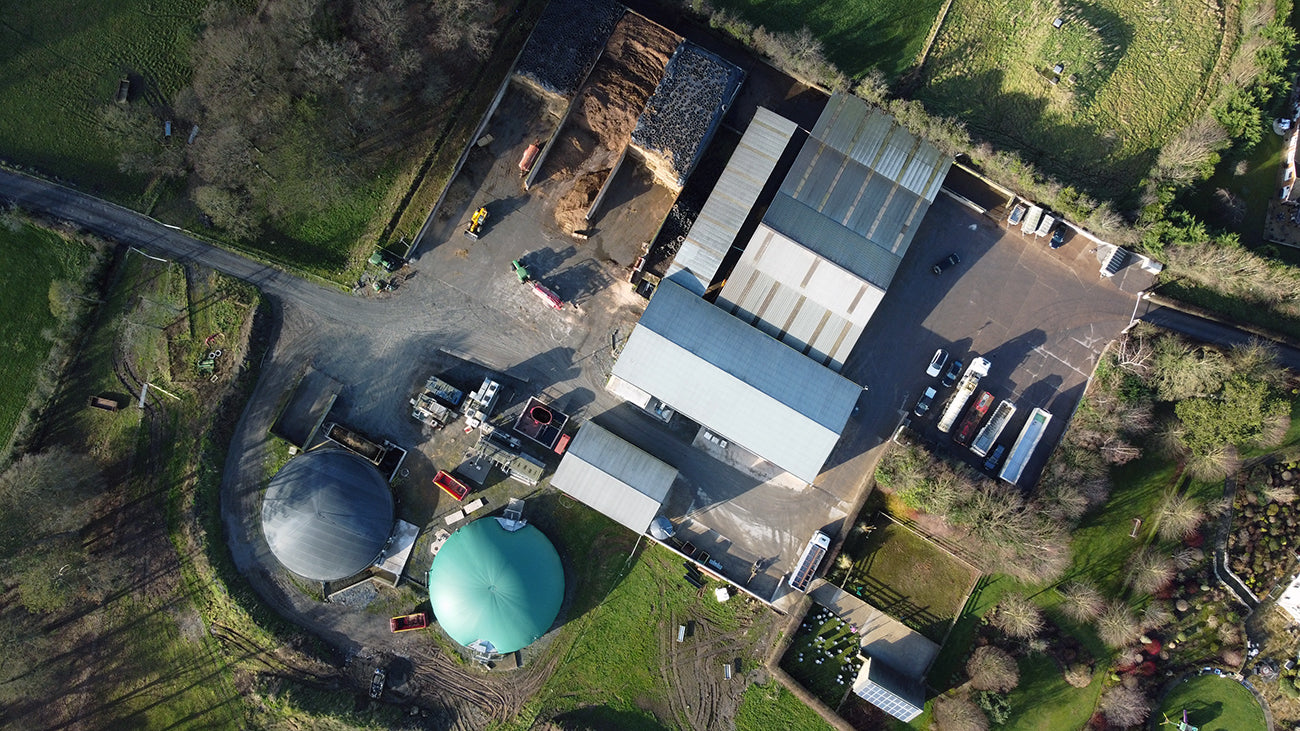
[515,0,624,98]
[631,42,744,187]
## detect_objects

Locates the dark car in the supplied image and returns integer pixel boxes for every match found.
[913,386,938,417]
[942,359,963,388]
[1049,226,1066,249]
[983,444,1007,471]
[932,253,961,274]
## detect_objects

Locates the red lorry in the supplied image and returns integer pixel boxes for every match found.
[389,613,429,633]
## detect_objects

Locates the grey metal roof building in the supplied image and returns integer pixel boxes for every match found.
[666,108,798,295]
[608,280,860,483]
[261,449,396,582]
[551,423,678,533]
[852,656,925,722]
[717,93,951,369]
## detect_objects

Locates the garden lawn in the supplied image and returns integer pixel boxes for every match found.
[780,611,864,706]
[736,680,833,731]
[1159,673,1267,731]
[0,0,203,201]
[1000,653,1103,731]
[917,0,1230,204]
[0,222,95,453]
[847,521,978,642]
[706,0,946,79]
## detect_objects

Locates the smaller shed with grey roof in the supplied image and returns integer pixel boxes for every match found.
[551,422,678,534]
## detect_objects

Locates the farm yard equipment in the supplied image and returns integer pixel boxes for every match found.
[529,281,563,310]
[389,612,428,632]
[519,143,541,177]
[368,249,402,271]
[434,470,471,501]
[465,207,489,239]
[511,259,531,283]
[369,667,386,699]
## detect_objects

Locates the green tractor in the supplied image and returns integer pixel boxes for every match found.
[369,249,402,272]
[511,259,531,283]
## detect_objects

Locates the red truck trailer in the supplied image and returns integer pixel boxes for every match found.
[390,613,429,632]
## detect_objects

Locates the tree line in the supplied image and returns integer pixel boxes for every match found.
[98,0,495,245]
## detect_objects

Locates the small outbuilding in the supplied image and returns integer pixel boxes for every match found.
[428,518,564,655]
[551,422,678,534]
[261,449,395,582]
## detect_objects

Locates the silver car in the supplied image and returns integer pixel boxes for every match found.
[926,349,948,377]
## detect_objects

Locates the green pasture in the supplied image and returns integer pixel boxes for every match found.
[1159,673,1268,731]
[0,0,203,200]
[918,0,1229,202]
[736,680,833,731]
[781,612,863,706]
[706,0,946,78]
[0,221,95,454]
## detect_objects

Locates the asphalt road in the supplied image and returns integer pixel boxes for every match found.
[1138,299,1300,371]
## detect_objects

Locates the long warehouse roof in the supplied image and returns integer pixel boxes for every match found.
[610,280,859,482]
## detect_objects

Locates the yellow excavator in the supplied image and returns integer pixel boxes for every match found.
[465,206,488,239]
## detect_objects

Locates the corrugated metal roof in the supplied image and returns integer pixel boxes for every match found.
[719,225,884,370]
[551,423,677,534]
[666,108,797,294]
[811,93,951,202]
[764,194,902,288]
[610,280,859,482]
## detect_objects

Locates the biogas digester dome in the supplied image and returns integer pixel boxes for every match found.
[428,519,564,654]
[261,449,395,582]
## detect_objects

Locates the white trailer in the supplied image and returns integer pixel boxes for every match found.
[999,408,1052,485]
[1021,205,1043,235]
[937,358,991,434]
[970,400,1017,457]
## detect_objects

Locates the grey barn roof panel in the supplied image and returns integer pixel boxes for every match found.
[763,194,902,288]
[551,423,677,534]
[666,108,798,295]
[611,280,859,482]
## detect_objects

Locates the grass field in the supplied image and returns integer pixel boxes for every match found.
[843,519,978,642]
[781,611,863,706]
[0,220,96,455]
[917,0,1230,203]
[736,680,833,731]
[0,0,202,200]
[516,531,773,728]
[705,0,946,78]
[0,251,253,728]
[1159,674,1268,731]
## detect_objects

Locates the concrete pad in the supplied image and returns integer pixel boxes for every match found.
[809,580,939,679]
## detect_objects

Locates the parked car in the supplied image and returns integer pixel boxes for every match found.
[926,349,948,377]
[932,253,961,274]
[913,387,938,417]
[1049,226,1066,249]
[983,444,1007,471]
[1007,203,1026,225]
[942,359,963,388]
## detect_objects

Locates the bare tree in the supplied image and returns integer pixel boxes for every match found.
[1063,663,1093,688]
[1058,581,1104,622]
[1099,684,1151,727]
[990,593,1044,639]
[1184,443,1241,481]
[1156,491,1204,540]
[1096,601,1141,648]
[1141,601,1174,631]
[966,646,1019,692]
[1127,549,1176,595]
[933,692,989,731]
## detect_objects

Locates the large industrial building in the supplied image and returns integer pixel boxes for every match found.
[260,449,396,582]
[551,422,678,534]
[607,279,860,483]
[427,518,565,656]
[669,93,950,371]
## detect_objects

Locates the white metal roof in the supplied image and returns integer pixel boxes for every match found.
[610,280,860,482]
[718,224,880,370]
[666,108,798,294]
[551,423,678,534]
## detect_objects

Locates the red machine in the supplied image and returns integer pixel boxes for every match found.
[433,470,470,500]
[530,281,563,310]
[390,613,429,633]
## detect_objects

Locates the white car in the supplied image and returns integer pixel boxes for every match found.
[926,349,948,378]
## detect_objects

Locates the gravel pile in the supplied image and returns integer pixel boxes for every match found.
[329,580,378,607]
[631,43,744,187]
[516,0,624,98]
